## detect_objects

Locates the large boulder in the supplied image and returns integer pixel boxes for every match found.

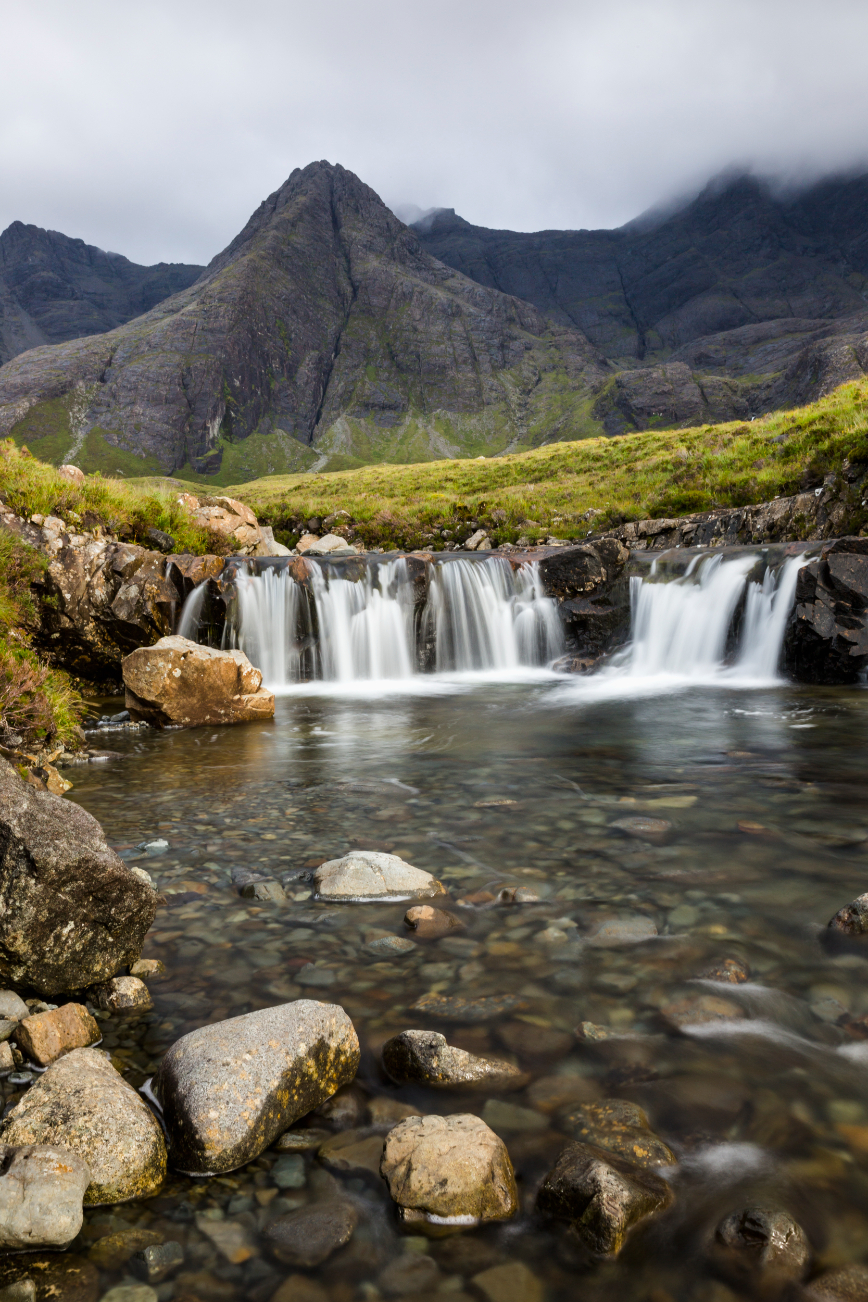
[536,540,631,659]
[0,1143,91,1250]
[314,851,445,902]
[0,757,157,996]
[382,1030,522,1089]
[379,1113,518,1227]
[177,495,263,553]
[151,1001,360,1175]
[123,635,275,727]
[537,1141,674,1255]
[784,539,868,683]
[0,1048,167,1204]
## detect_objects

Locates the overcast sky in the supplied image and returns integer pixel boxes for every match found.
[2,0,868,265]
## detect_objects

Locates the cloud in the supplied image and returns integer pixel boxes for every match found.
[1,0,867,263]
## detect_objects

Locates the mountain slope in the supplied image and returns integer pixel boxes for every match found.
[0,222,203,366]
[0,163,606,479]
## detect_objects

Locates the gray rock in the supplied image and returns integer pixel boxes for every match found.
[587,916,659,945]
[90,976,153,1013]
[712,1206,811,1292]
[0,1280,36,1302]
[315,850,445,901]
[382,1030,521,1089]
[378,1252,440,1296]
[537,1141,674,1256]
[240,878,287,902]
[131,1241,184,1284]
[828,892,868,935]
[380,1113,518,1226]
[0,993,28,1021]
[264,1200,358,1267]
[272,1154,306,1188]
[151,1000,360,1175]
[0,757,157,996]
[804,1264,868,1299]
[0,1047,167,1204]
[0,1143,90,1250]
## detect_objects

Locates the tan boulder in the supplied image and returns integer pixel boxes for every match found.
[57,464,85,484]
[123,635,274,727]
[179,494,263,553]
[13,1003,100,1067]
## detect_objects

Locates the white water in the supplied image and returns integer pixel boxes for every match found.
[208,555,564,688]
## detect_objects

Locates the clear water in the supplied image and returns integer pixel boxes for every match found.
[11,673,868,1301]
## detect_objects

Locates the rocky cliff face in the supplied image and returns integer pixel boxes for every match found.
[0,163,605,478]
[415,174,868,432]
[0,222,203,367]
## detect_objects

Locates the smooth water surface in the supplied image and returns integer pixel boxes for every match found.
[15,677,868,1301]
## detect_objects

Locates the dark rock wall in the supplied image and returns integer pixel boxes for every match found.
[785,538,868,683]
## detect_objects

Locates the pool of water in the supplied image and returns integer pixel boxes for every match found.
[13,675,868,1300]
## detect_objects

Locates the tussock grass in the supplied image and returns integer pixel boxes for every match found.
[229,379,868,549]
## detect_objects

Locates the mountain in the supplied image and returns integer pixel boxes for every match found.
[0,163,605,480]
[414,174,868,432]
[0,223,203,366]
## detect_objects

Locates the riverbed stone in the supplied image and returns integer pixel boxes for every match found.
[90,976,153,1013]
[562,1100,677,1168]
[828,893,868,935]
[0,1047,166,1203]
[131,1241,184,1284]
[0,1255,99,1302]
[88,1228,166,1269]
[804,1265,868,1299]
[608,816,673,843]
[151,1000,360,1174]
[711,1206,811,1293]
[588,916,658,945]
[123,636,275,727]
[264,1200,358,1267]
[0,992,28,1021]
[380,1114,518,1225]
[318,1129,385,1175]
[315,851,445,901]
[0,756,157,997]
[660,992,746,1030]
[537,1140,674,1255]
[699,957,751,983]
[410,993,526,1022]
[129,958,166,980]
[404,905,464,939]
[13,1003,101,1067]
[0,1143,90,1250]
[383,1030,521,1089]
[473,1262,544,1302]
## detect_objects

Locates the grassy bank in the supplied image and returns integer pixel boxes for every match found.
[223,379,868,549]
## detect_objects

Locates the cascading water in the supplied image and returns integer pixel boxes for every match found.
[614,551,809,682]
[194,554,564,688]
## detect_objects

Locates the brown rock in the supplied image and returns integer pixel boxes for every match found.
[828,893,868,935]
[90,975,153,1013]
[13,1003,100,1067]
[57,464,85,484]
[123,635,275,728]
[711,1206,811,1294]
[367,1096,422,1128]
[317,1130,385,1175]
[410,993,526,1023]
[270,1276,331,1302]
[264,1200,358,1267]
[0,1254,98,1302]
[608,816,673,843]
[804,1264,868,1300]
[88,1227,166,1269]
[660,993,746,1030]
[526,1074,603,1113]
[382,1029,521,1089]
[699,957,751,984]
[404,905,464,939]
[561,1100,677,1169]
[496,1020,573,1059]
[473,1262,544,1302]
[129,958,167,980]
[0,756,157,996]
[184,497,263,552]
[380,1113,518,1226]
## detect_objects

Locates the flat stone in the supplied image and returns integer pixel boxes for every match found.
[315,851,445,901]
[410,993,526,1023]
[151,1000,360,1175]
[318,1130,385,1175]
[131,1242,184,1284]
[562,1101,677,1168]
[0,992,28,1021]
[496,1021,573,1059]
[404,906,464,939]
[273,1127,332,1152]
[608,816,672,843]
[383,1030,522,1089]
[588,916,658,946]
[88,1228,166,1269]
[240,879,287,902]
[0,1143,90,1250]
[13,1003,101,1067]
[660,993,746,1030]
[481,1099,548,1133]
[91,976,153,1013]
[270,1276,331,1302]
[368,1096,422,1127]
[473,1262,544,1302]
[377,1252,440,1296]
[296,964,338,987]
[0,1047,167,1204]
[195,1215,257,1264]
[380,1113,518,1225]
[538,1140,674,1255]
[264,1200,358,1267]
[366,936,416,957]
[575,1022,620,1041]
[829,893,868,934]
[272,1154,306,1188]
[805,1265,868,1299]
[129,958,166,980]
[712,1206,811,1292]
[526,1075,602,1114]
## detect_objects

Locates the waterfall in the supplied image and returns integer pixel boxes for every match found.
[618,552,808,682]
[176,581,207,640]
[180,554,564,687]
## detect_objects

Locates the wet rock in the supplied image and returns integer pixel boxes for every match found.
[313,1083,367,1128]
[240,878,287,902]
[151,1000,360,1174]
[0,756,157,996]
[410,993,526,1022]
[382,1030,521,1089]
[785,539,868,684]
[314,851,445,901]
[804,1264,868,1299]
[264,1200,358,1267]
[272,1153,306,1187]
[828,893,868,935]
[526,1074,603,1113]
[575,1022,621,1041]
[0,992,28,1021]
[195,1215,257,1264]
[660,993,746,1030]
[712,1206,811,1294]
[699,957,751,984]
[13,1003,100,1066]
[473,1261,545,1302]
[88,1228,166,1269]
[608,816,673,843]
[588,916,658,945]
[318,1129,385,1175]
[273,1127,331,1152]
[380,1113,518,1226]
[129,958,166,980]
[90,976,153,1013]
[124,636,275,727]
[0,1143,90,1250]
[378,1252,440,1296]
[0,1255,99,1302]
[0,1043,14,1072]
[366,935,416,956]
[496,1021,573,1059]
[561,1100,677,1168]
[537,1140,674,1255]
[404,905,464,939]
[0,1047,166,1203]
[481,1099,548,1133]
[270,1277,331,1302]
[131,1241,184,1284]
[368,1096,422,1128]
